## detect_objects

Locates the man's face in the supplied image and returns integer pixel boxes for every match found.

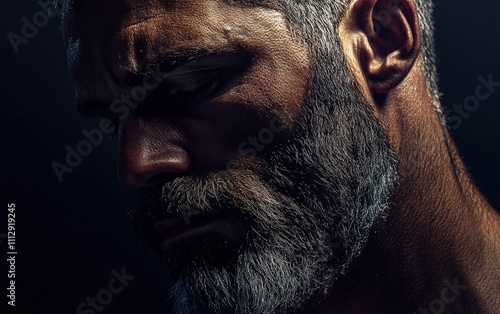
[62,1,398,312]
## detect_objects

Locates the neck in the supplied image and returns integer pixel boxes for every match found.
[312,67,500,314]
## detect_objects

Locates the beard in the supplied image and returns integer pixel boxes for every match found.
[131,41,398,314]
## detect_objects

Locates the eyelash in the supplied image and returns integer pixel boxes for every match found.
[170,75,223,102]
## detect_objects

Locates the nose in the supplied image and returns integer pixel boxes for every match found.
[117,113,190,188]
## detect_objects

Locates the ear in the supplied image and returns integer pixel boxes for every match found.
[350,0,421,95]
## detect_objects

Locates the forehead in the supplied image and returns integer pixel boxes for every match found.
[61,0,310,113]
[61,0,277,30]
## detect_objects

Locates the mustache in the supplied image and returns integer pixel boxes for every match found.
[131,168,286,236]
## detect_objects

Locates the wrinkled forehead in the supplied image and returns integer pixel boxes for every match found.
[60,0,277,30]
[60,0,349,62]
[60,0,293,65]
[60,0,313,108]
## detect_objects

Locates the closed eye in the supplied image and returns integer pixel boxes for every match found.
[76,51,252,120]
[162,53,252,102]
[138,52,253,113]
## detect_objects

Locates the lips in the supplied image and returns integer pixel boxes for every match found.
[154,210,232,242]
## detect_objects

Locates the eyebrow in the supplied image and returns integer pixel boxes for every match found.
[139,47,242,76]
[76,48,252,115]
[104,46,249,91]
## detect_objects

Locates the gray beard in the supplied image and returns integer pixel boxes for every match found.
[133,38,398,314]
[133,98,397,313]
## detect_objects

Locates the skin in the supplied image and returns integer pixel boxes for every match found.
[62,0,500,312]
[317,0,500,313]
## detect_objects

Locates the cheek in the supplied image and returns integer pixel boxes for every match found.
[220,8,312,128]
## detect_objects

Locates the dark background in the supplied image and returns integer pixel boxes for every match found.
[1,1,499,313]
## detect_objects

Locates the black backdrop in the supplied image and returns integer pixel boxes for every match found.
[1,1,499,313]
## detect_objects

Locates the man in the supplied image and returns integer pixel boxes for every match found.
[59,0,500,313]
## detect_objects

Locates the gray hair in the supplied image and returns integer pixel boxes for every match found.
[230,0,442,115]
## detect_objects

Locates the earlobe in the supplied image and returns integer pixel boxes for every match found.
[354,0,421,95]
